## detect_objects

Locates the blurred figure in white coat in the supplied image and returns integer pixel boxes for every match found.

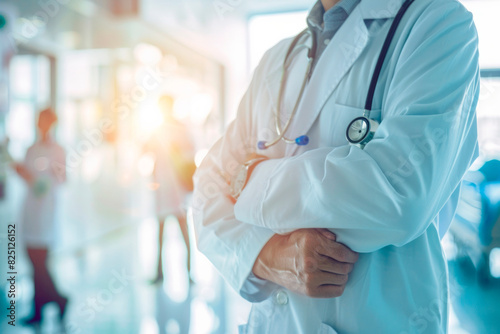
[144,95,195,284]
[14,108,68,327]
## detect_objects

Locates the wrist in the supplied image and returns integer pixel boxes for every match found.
[230,156,267,200]
[252,233,288,282]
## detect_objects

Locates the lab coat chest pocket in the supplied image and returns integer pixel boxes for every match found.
[318,101,381,147]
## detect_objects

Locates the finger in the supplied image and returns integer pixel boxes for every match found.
[316,255,354,275]
[317,241,359,264]
[317,228,336,241]
[313,271,349,286]
[314,284,346,298]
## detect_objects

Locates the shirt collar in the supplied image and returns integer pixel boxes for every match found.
[307,1,325,32]
[307,0,361,33]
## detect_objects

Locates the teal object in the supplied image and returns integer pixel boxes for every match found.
[33,179,50,197]
[0,14,6,30]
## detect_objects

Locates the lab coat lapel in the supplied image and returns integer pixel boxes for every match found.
[286,8,369,156]
[284,0,405,156]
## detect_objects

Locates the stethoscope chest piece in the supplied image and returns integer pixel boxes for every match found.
[344,0,414,149]
[346,116,379,148]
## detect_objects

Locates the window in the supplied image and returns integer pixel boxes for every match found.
[248,11,308,71]
[462,0,500,159]
[7,54,51,160]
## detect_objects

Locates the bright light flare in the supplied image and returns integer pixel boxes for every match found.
[163,217,189,303]
[490,248,500,278]
[190,93,214,123]
[81,152,102,183]
[138,153,155,177]
[137,217,158,279]
[133,43,162,65]
[159,54,179,73]
[139,316,159,334]
[137,100,165,135]
[174,93,214,124]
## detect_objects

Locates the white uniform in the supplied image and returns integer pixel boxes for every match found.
[147,120,193,218]
[193,0,479,333]
[22,139,66,248]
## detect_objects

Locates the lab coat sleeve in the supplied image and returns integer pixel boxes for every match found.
[192,52,279,301]
[234,2,480,253]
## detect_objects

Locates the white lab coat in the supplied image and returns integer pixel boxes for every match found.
[193,0,479,333]
[22,139,66,248]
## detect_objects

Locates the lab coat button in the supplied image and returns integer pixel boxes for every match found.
[324,38,330,45]
[275,290,288,305]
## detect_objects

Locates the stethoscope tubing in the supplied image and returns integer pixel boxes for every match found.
[260,29,315,149]
[259,0,415,150]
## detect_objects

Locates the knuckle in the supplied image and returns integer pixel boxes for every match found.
[340,263,353,274]
[339,274,349,285]
[303,257,317,272]
[304,272,314,284]
[303,233,314,245]
[336,248,347,262]
[332,285,345,297]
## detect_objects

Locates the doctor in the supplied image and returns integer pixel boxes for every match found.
[193,0,479,332]
[15,108,68,326]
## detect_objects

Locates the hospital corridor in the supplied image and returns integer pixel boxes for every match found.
[0,0,500,333]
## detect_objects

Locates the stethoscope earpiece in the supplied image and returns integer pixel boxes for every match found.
[256,29,314,151]
[257,141,268,150]
[295,135,309,146]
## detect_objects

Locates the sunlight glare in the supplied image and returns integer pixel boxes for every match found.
[138,100,165,135]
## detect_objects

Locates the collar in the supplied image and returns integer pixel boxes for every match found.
[308,0,407,25]
[306,1,325,32]
[307,0,361,34]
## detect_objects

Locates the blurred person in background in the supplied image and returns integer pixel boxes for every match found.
[475,159,500,283]
[144,95,195,284]
[14,107,68,327]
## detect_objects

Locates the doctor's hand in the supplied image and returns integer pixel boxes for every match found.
[252,229,358,298]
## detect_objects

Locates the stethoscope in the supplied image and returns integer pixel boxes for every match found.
[257,0,415,150]
[257,28,316,150]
